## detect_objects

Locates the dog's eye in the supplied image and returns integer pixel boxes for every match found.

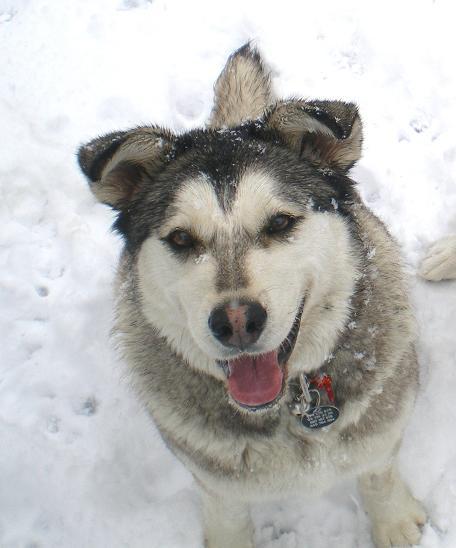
[266,214,295,234]
[167,230,195,249]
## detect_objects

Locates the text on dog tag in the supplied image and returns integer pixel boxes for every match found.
[300,405,339,429]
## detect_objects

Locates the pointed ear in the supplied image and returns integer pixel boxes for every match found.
[265,99,363,172]
[77,127,175,209]
[208,42,274,128]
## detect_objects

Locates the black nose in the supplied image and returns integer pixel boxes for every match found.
[208,300,267,350]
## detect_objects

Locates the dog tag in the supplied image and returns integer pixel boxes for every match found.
[300,405,339,429]
[291,373,340,429]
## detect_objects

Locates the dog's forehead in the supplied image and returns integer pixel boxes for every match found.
[161,170,294,237]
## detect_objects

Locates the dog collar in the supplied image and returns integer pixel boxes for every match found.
[289,372,340,429]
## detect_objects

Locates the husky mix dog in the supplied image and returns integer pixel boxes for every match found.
[78,45,426,547]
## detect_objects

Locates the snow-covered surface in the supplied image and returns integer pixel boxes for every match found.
[1,0,456,546]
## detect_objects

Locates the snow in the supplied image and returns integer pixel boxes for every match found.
[1,0,456,546]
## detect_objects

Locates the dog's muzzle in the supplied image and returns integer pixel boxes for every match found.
[217,298,305,411]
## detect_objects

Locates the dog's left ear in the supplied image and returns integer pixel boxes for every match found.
[77,126,175,210]
[209,42,274,128]
[265,100,363,172]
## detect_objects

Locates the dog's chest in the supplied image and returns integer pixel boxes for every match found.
[177,412,373,501]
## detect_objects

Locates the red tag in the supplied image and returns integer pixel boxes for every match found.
[309,373,335,404]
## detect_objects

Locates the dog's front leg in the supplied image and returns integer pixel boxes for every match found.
[358,462,426,548]
[200,488,254,548]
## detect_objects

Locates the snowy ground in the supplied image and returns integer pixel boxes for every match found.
[1,0,456,546]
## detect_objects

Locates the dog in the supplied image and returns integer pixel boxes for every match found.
[420,235,456,281]
[78,44,426,548]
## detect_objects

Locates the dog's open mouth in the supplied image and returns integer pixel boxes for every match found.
[219,299,305,411]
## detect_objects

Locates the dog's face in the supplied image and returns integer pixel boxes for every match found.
[78,45,363,412]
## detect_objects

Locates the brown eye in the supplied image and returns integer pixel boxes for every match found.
[267,214,295,234]
[167,229,195,249]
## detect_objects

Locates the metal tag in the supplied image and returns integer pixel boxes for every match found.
[289,373,340,429]
[300,405,340,429]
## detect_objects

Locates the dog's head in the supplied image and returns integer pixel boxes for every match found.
[78,44,362,412]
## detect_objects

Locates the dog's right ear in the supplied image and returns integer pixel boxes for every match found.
[209,42,274,128]
[77,127,175,210]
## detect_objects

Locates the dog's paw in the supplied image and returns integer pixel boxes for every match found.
[419,235,456,281]
[371,499,426,548]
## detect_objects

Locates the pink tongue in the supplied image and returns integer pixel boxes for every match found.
[227,351,283,406]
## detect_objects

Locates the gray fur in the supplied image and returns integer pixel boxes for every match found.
[266,99,363,172]
[79,44,425,547]
[209,43,274,128]
[214,233,250,292]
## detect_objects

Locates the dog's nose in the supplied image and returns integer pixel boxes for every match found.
[208,301,267,349]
